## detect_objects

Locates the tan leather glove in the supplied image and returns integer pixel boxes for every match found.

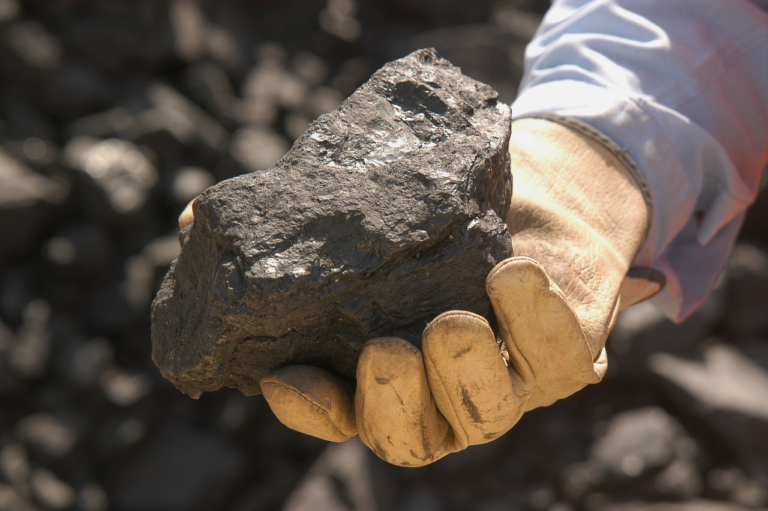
[178,199,195,230]
[181,117,658,466]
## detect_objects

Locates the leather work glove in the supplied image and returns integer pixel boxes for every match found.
[180,117,660,466]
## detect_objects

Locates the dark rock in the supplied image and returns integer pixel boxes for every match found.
[282,438,379,511]
[0,443,30,488]
[40,62,113,119]
[0,483,38,511]
[67,337,114,387]
[63,136,157,215]
[96,416,147,454]
[729,477,768,509]
[0,148,68,260]
[115,428,245,511]
[722,244,768,336]
[601,500,757,511]
[0,317,13,357]
[708,467,749,497]
[100,368,153,406]
[169,0,209,62]
[400,489,446,511]
[205,26,241,69]
[231,460,300,511]
[43,224,112,277]
[290,51,328,87]
[144,83,228,150]
[650,343,768,423]
[240,47,307,123]
[319,0,361,42]
[655,459,702,498]
[0,266,36,323]
[170,166,216,204]
[123,235,181,312]
[181,62,240,126]
[590,407,687,478]
[331,58,373,97]
[285,113,311,140]
[649,342,768,471]
[169,0,241,68]
[0,0,20,22]
[216,393,253,433]
[706,468,768,509]
[0,92,56,140]
[17,413,77,458]
[304,86,344,119]
[30,468,76,510]
[65,107,140,140]
[19,137,57,167]
[563,460,608,500]
[490,4,544,40]
[607,286,724,380]
[78,483,109,511]
[1,20,63,71]
[8,300,52,380]
[151,48,513,397]
[52,3,176,72]
[66,83,228,155]
[0,22,113,121]
[229,125,290,173]
[527,487,557,511]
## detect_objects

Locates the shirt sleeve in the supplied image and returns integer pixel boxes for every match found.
[512,0,768,321]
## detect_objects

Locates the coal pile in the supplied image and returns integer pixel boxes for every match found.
[2,1,768,510]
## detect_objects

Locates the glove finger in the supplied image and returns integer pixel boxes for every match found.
[422,311,528,448]
[178,198,195,229]
[355,337,455,467]
[486,257,599,411]
[261,365,357,442]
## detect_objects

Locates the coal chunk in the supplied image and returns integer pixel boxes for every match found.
[151,48,513,398]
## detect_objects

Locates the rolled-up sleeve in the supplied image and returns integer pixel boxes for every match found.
[512,0,768,321]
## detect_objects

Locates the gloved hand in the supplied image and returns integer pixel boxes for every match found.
[181,117,658,466]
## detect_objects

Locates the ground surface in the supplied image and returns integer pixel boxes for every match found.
[1,1,768,510]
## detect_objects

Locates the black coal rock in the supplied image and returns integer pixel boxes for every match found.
[151,48,513,398]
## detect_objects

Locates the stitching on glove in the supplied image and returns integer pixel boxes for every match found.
[261,380,347,436]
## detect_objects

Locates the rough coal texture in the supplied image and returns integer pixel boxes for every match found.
[151,48,513,398]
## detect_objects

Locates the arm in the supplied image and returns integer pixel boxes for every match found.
[513,0,768,320]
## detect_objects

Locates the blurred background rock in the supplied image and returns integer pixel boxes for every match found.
[1,1,767,510]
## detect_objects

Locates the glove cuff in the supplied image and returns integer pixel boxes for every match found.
[498,117,650,406]
[512,112,653,240]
